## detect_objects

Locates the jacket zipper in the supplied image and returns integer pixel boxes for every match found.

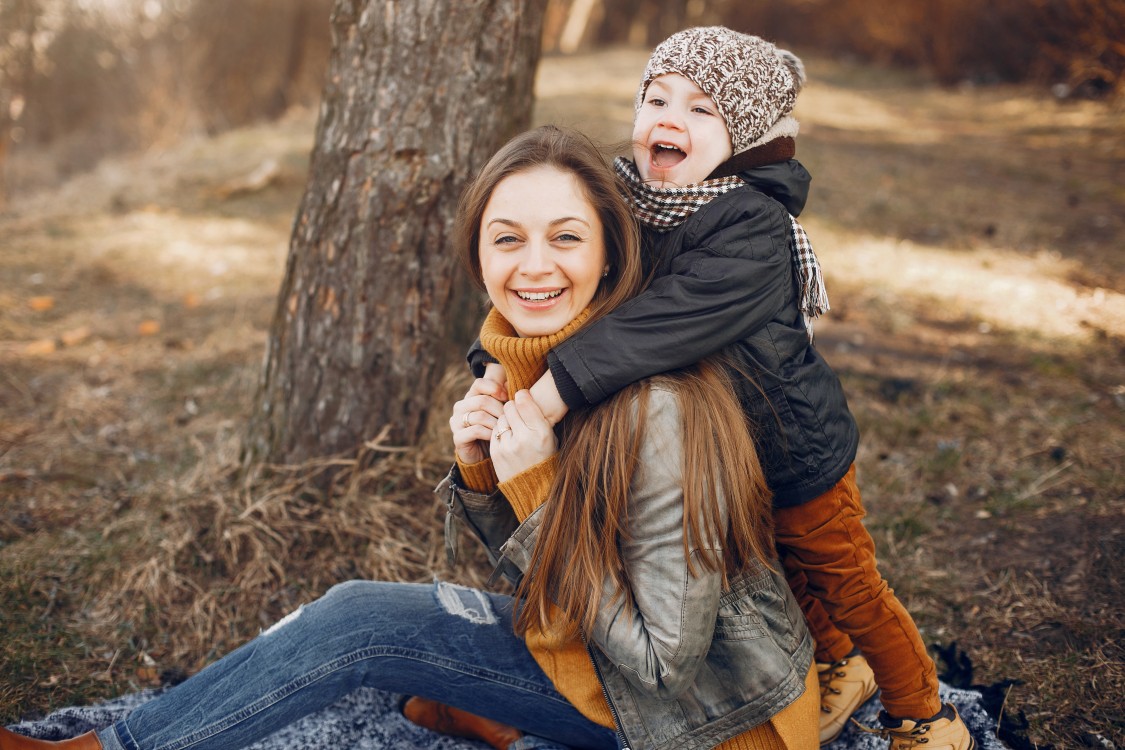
[581,633,632,750]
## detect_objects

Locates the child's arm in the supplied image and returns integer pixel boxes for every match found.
[529,370,568,424]
[468,342,565,422]
[545,194,796,411]
[466,338,495,378]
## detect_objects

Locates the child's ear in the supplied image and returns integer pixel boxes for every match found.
[776,49,806,95]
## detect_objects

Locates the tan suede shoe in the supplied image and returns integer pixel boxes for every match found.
[866,703,977,750]
[818,653,878,745]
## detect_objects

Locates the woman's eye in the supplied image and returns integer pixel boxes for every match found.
[554,232,582,243]
[494,235,520,245]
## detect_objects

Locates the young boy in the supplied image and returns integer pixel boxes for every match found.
[477,27,975,749]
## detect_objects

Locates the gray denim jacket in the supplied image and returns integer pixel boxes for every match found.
[437,388,813,750]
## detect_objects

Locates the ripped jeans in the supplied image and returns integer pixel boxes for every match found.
[96,581,618,750]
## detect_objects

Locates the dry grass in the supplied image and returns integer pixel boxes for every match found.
[2,49,1123,748]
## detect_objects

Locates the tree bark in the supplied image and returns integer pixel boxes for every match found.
[244,0,547,471]
[0,0,42,210]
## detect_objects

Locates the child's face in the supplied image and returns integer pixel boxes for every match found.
[632,73,733,187]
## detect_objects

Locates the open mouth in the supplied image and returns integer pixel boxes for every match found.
[651,142,686,168]
[514,289,563,302]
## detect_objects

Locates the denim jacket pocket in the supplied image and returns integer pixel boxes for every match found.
[712,613,767,641]
[719,562,804,653]
[712,562,780,642]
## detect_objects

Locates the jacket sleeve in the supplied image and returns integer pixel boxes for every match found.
[439,456,556,586]
[586,388,726,699]
[436,467,518,571]
[548,193,794,408]
[466,338,497,378]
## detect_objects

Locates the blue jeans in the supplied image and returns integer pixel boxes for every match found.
[97,580,618,750]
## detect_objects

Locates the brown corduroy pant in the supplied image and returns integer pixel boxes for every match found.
[774,464,942,720]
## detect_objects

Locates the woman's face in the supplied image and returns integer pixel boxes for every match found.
[479,165,607,338]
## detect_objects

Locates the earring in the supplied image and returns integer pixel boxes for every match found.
[602,267,610,278]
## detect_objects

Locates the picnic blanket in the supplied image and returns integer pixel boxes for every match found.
[7,680,1010,749]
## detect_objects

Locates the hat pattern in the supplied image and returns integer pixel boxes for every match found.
[638,26,805,155]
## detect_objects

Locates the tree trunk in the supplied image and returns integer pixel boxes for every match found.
[244,0,547,471]
[0,0,42,210]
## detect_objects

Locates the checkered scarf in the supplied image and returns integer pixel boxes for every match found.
[615,157,830,338]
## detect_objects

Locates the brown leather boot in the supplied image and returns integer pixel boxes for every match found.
[401,696,522,750]
[0,728,102,749]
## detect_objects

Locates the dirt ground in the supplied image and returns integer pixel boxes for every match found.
[1,49,1123,748]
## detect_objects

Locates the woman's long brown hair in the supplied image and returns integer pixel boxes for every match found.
[458,126,775,637]
[523,363,774,638]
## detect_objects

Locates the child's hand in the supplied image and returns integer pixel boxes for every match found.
[530,371,569,425]
[491,390,557,483]
[450,377,507,465]
[483,362,509,400]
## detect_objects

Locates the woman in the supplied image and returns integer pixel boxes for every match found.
[1,126,815,750]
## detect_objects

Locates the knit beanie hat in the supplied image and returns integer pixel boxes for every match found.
[637,26,805,155]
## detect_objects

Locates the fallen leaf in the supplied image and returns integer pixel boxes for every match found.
[182,292,201,309]
[24,338,57,355]
[136,666,160,684]
[138,320,161,336]
[60,326,92,347]
[28,295,55,311]
[214,158,281,200]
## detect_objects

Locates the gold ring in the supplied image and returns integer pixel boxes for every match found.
[462,412,471,428]
[494,427,512,439]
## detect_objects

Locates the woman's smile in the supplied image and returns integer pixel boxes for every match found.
[512,288,566,305]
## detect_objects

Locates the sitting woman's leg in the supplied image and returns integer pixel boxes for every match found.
[2,580,614,750]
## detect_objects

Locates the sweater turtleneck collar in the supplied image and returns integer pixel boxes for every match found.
[479,306,592,394]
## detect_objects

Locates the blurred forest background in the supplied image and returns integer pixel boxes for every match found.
[1,0,1123,201]
[1,2,1123,750]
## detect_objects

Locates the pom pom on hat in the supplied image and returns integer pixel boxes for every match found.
[637,26,805,154]
[775,48,806,96]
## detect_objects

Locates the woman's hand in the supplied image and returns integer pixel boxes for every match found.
[491,390,557,483]
[450,377,508,465]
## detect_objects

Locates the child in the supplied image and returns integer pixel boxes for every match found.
[469,26,974,750]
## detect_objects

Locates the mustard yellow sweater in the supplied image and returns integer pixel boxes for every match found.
[456,309,817,749]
